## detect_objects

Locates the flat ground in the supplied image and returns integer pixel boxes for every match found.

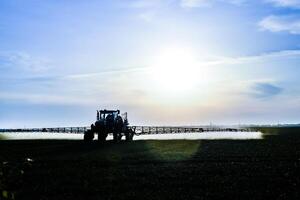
[0,128,300,200]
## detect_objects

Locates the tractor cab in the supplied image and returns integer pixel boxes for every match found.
[97,109,120,121]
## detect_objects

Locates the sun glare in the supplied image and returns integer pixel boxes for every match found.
[150,46,201,91]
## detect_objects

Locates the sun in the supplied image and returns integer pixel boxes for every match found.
[150,46,201,92]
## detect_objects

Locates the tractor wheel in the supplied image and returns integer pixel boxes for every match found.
[113,132,122,142]
[125,129,134,141]
[113,133,118,142]
[84,130,94,142]
[118,134,123,141]
[125,132,133,141]
[98,132,107,142]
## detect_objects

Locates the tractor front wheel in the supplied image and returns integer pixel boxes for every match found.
[84,130,94,142]
[125,129,135,141]
[98,132,107,142]
[125,132,134,141]
[113,132,122,142]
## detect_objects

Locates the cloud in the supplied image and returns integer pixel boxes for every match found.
[200,49,300,66]
[130,0,245,9]
[130,0,246,22]
[63,66,148,80]
[180,0,246,8]
[0,92,97,105]
[250,82,283,98]
[129,0,164,22]
[137,11,157,22]
[129,0,164,8]
[265,0,300,9]
[259,15,300,34]
[180,0,211,7]
[0,51,51,73]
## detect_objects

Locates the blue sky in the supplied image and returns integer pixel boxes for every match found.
[1,0,300,127]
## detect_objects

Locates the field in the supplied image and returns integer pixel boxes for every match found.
[1,128,300,200]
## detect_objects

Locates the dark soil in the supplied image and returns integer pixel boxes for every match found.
[1,128,300,200]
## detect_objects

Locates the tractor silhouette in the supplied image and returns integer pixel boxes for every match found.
[84,109,134,142]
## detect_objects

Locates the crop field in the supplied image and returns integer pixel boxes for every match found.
[0,127,300,200]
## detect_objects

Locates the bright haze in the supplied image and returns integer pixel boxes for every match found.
[1,0,300,128]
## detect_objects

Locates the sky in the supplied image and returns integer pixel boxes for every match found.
[1,0,300,128]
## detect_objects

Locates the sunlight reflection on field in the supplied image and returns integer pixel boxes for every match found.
[145,140,200,161]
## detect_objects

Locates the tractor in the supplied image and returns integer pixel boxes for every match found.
[84,109,135,142]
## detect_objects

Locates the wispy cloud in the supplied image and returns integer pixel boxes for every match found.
[180,0,246,8]
[130,0,246,22]
[130,0,164,8]
[137,11,157,22]
[0,51,51,73]
[259,15,300,34]
[265,0,300,9]
[0,92,97,105]
[129,0,164,22]
[130,0,245,9]
[200,49,300,66]
[63,66,148,80]
[180,0,211,8]
[250,82,283,98]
